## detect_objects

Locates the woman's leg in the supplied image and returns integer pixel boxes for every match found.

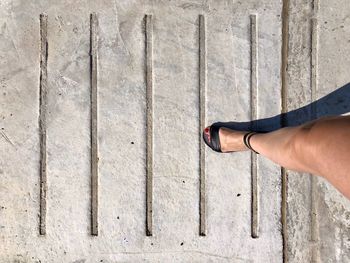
[218,115,350,199]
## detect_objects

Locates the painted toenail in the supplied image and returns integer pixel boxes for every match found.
[204,127,211,142]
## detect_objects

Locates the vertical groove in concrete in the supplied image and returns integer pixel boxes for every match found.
[199,14,207,237]
[311,0,319,111]
[250,14,259,239]
[39,13,48,236]
[310,16,320,263]
[145,14,153,237]
[281,0,290,261]
[90,13,99,236]
[312,0,320,14]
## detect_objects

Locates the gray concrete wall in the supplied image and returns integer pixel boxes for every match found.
[0,0,349,262]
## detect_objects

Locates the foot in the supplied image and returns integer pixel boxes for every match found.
[204,126,250,153]
[219,127,251,152]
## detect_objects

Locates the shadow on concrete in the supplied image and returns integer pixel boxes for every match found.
[215,82,350,132]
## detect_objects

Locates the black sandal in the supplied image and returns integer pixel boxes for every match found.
[202,123,223,152]
[203,123,260,154]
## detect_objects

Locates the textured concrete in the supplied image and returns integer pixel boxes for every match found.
[0,0,349,262]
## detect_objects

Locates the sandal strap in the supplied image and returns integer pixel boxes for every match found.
[243,132,259,154]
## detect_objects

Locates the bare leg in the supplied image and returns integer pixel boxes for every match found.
[218,115,350,199]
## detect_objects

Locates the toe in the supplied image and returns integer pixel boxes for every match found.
[203,126,211,142]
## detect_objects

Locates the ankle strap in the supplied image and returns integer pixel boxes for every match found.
[243,132,259,154]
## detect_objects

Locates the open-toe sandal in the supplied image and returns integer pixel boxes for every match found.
[202,123,223,152]
[203,123,260,154]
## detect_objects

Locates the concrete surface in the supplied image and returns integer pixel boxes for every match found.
[0,0,349,262]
